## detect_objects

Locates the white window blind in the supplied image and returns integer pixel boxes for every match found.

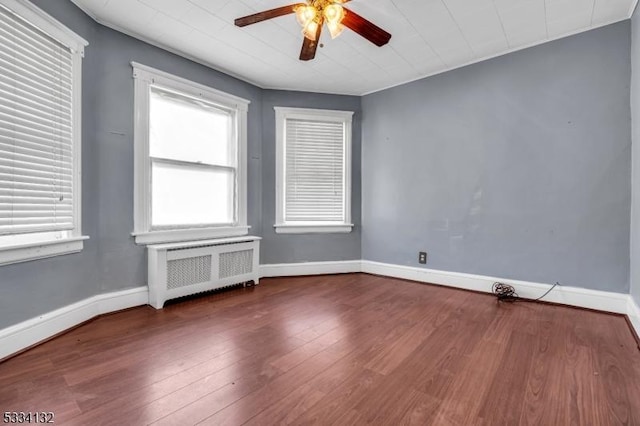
[284,118,345,222]
[0,3,74,236]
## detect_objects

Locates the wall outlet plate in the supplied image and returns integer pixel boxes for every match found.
[419,252,427,264]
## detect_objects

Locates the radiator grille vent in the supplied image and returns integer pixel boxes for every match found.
[167,255,212,289]
[219,250,253,279]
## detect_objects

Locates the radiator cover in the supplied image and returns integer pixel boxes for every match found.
[147,236,260,309]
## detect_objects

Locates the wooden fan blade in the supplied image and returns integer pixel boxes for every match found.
[300,18,323,60]
[235,3,305,27]
[299,37,317,61]
[341,7,391,47]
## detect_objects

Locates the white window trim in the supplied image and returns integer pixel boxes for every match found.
[0,0,89,266]
[0,237,89,267]
[131,62,250,245]
[274,107,354,234]
[0,0,88,55]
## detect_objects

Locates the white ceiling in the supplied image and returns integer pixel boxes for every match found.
[70,0,637,95]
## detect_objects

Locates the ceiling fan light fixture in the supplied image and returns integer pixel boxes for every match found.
[234,0,392,61]
[302,19,319,41]
[323,4,344,24]
[327,21,345,39]
[295,5,317,26]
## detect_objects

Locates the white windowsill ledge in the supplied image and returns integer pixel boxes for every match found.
[133,226,250,245]
[0,236,89,266]
[274,224,354,234]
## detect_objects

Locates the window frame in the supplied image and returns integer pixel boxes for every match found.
[131,62,250,245]
[274,106,353,234]
[0,0,88,266]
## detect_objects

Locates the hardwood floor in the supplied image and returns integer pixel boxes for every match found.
[1,273,639,425]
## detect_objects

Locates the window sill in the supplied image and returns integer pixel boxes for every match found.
[0,236,89,266]
[133,226,250,245]
[274,224,354,234]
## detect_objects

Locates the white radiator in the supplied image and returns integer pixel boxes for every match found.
[147,236,261,309]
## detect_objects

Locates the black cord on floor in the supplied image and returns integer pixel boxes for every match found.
[492,282,518,302]
[492,281,560,303]
[533,282,559,301]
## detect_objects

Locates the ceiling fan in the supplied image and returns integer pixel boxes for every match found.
[234,0,392,61]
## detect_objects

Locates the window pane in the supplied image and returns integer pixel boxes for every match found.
[151,161,234,228]
[149,87,234,166]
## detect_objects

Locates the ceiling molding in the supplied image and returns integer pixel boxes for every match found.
[70,0,637,96]
[69,6,267,92]
[628,0,639,18]
[361,15,631,96]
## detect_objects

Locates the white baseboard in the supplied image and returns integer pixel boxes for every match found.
[2,259,638,361]
[259,259,634,319]
[629,297,640,340]
[0,286,148,361]
[260,260,361,278]
[361,260,630,315]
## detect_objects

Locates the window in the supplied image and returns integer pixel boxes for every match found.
[132,63,249,245]
[275,107,353,234]
[0,0,87,266]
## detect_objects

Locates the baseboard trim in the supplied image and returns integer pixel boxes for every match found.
[0,286,148,361]
[3,260,638,361]
[361,260,630,315]
[260,260,361,278]
[259,259,633,317]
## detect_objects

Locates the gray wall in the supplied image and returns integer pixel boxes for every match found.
[361,22,632,293]
[0,0,265,328]
[631,9,640,306]
[260,90,362,264]
[0,0,361,329]
[0,0,100,330]
[89,25,263,293]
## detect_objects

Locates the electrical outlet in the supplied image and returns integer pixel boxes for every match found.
[418,252,427,264]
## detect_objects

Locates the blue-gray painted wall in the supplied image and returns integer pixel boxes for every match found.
[0,0,101,330]
[631,9,640,307]
[361,22,632,293]
[260,90,362,264]
[0,0,361,329]
[89,24,264,294]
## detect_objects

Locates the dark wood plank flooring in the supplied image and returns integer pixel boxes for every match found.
[1,273,639,425]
